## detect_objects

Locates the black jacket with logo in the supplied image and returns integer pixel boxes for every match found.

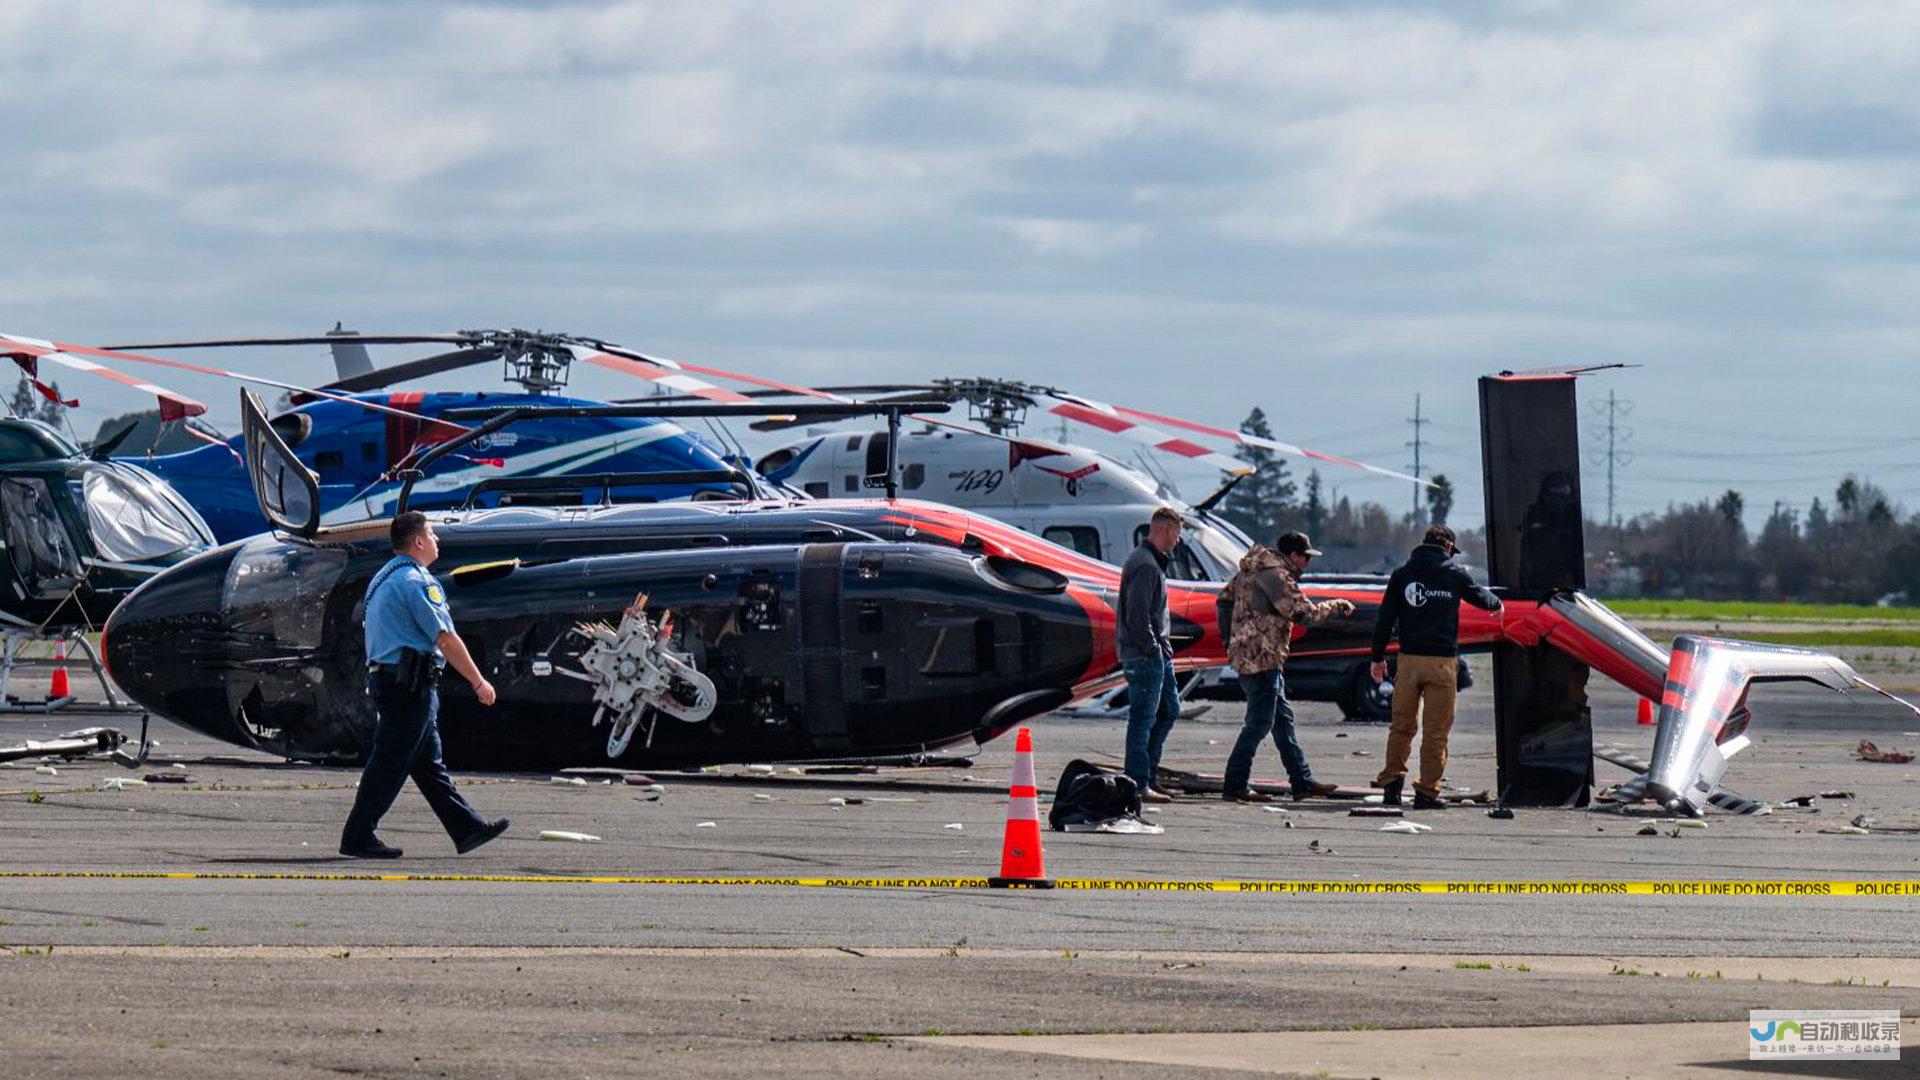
[1370,542,1502,662]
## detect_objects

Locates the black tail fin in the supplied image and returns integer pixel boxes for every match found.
[1479,374,1593,806]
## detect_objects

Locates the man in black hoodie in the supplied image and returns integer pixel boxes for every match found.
[1368,524,1501,810]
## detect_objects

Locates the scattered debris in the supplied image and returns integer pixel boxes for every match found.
[751,793,772,802]
[144,773,189,784]
[1636,824,1660,836]
[827,797,847,807]
[1819,825,1871,835]
[1261,805,1291,814]
[34,765,56,776]
[1379,820,1432,834]
[1819,790,1856,800]
[1674,818,1708,830]
[745,763,776,775]
[695,821,717,828]
[1307,839,1336,855]
[1856,741,1914,765]
[943,822,964,831]
[1349,806,1403,818]
[537,830,601,843]
[1850,814,1875,830]
[1350,750,1371,757]
[1486,807,1515,820]
[1282,820,1295,829]
[1781,795,1816,808]
[101,777,147,790]
[549,776,588,787]
[1334,732,1348,739]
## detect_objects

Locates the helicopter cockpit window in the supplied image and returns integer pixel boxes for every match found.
[81,469,202,562]
[1131,524,1208,581]
[224,537,349,650]
[0,477,83,597]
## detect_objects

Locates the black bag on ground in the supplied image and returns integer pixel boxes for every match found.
[1049,758,1142,831]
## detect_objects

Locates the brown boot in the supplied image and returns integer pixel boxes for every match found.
[1291,780,1339,801]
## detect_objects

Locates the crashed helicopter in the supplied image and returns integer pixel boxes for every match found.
[96,363,1920,813]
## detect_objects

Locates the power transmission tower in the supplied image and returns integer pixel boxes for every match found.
[1406,393,1427,520]
[1586,390,1635,527]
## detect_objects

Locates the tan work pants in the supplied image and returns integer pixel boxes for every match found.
[1374,654,1456,797]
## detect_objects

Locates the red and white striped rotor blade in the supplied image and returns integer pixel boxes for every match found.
[0,333,207,421]
[1039,394,1252,476]
[9,335,466,432]
[1106,401,1430,486]
[574,344,855,405]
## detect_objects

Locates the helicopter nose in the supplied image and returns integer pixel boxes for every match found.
[105,545,244,745]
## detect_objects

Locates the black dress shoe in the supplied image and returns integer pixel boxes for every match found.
[456,818,510,854]
[340,839,403,859]
[1412,790,1449,810]
[1379,778,1404,806]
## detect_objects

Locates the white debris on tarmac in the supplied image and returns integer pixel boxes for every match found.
[1379,821,1432,834]
[827,797,847,807]
[1674,818,1708,830]
[101,777,147,790]
[751,793,772,802]
[1262,806,1290,814]
[943,822,964,830]
[549,776,588,787]
[695,821,717,828]
[745,764,776,775]
[34,765,56,776]
[1819,825,1871,835]
[538,830,602,843]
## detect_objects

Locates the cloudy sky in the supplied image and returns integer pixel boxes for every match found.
[6,0,1920,528]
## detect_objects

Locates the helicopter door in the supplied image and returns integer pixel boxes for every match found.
[0,477,83,599]
[240,388,320,537]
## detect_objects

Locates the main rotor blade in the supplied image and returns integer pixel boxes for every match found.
[291,346,502,402]
[5,335,466,433]
[106,334,478,350]
[1099,399,1431,486]
[0,333,208,421]
[1033,391,1252,477]
[572,341,856,406]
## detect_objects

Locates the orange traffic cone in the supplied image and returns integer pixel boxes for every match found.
[988,727,1054,889]
[1636,698,1655,726]
[48,639,70,701]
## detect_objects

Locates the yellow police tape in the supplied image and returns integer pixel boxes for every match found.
[1,871,1917,895]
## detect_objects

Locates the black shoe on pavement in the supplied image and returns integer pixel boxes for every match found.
[456,818,510,854]
[1412,791,1449,810]
[1379,778,1404,807]
[340,838,403,859]
[1225,790,1277,803]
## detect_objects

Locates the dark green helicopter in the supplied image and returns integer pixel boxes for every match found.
[0,416,213,632]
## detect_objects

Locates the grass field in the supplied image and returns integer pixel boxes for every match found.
[1601,598,1920,624]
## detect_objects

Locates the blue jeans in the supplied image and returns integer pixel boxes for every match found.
[342,680,487,849]
[1223,668,1314,794]
[1123,656,1180,794]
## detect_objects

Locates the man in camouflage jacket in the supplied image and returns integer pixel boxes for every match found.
[1221,531,1354,801]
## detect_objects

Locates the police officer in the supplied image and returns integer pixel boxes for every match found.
[339,511,508,859]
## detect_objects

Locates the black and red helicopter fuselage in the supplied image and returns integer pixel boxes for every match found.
[102,496,1664,771]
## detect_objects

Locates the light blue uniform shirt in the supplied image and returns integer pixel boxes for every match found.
[363,555,455,664]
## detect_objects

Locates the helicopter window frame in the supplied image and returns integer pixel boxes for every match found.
[78,468,204,563]
[1131,523,1209,581]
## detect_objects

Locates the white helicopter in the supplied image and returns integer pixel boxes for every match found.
[743,378,1431,720]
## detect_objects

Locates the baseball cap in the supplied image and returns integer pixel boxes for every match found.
[1275,531,1323,558]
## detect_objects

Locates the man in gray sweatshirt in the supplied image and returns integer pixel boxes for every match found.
[1119,507,1183,803]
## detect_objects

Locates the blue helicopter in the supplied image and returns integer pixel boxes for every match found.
[95,329,773,544]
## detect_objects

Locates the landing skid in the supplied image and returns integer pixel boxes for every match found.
[0,626,138,714]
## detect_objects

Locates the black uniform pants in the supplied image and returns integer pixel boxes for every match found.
[341,676,486,848]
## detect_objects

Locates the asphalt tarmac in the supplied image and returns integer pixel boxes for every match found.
[2,676,1916,1077]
